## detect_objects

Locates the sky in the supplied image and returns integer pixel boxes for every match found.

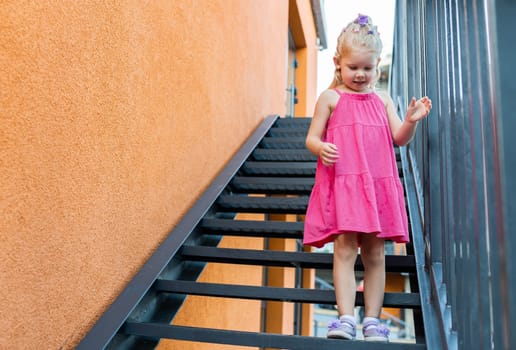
[317,0,396,95]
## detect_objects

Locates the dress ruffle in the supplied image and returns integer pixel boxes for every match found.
[304,171,409,248]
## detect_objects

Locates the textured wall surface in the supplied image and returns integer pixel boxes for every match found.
[0,1,288,348]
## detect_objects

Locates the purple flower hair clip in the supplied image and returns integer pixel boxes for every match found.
[343,14,374,33]
[357,14,369,26]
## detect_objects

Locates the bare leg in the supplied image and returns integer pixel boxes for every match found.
[360,234,386,318]
[333,233,358,316]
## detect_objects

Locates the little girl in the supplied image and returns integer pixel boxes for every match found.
[304,14,432,342]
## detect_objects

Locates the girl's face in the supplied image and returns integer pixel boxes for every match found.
[334,46,380,92]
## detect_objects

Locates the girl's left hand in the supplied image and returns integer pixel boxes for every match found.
[406,96,432,123]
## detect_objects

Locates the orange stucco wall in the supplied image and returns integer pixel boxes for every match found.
[1,1,289,349]
[290,0,319,117]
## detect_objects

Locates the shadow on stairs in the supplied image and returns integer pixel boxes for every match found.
[78,115,427,350]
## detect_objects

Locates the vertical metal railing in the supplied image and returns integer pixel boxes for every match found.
[490,2,516,349]
[392,1,516,349]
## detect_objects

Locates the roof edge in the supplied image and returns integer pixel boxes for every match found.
[310,0,328,50]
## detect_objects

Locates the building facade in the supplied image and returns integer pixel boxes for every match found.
[1,1,324,349]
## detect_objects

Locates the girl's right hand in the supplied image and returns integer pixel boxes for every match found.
[319,142,339,166]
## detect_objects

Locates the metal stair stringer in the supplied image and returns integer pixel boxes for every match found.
[77,115,281,350]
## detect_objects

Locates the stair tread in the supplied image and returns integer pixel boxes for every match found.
[241,161,401,177]
[231,176,314,194]
[154,280,421,308]
[262,136,307,142]
[216,195,308,214]
[252,148,316,161]
[201,218,304,238]
[274,117,312,127]
[244,161,316,169]
[242,161,316,176]
[124,323,426,349]
[268,128,309,137]
[180,245,417,273]
[260,136,307,149]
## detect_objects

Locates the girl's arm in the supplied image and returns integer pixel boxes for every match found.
[306,90,339,166]
[383,93,432,146]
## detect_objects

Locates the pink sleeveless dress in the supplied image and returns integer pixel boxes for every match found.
[303,90,409,247]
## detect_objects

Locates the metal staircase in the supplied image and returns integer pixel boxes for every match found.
[78,115,427,350]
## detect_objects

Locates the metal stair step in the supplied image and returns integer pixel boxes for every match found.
[230,176,314,194]
[260,136,307,149]
[252,148,316,162]
[268,127,309,138]
[179,246,417,273]
[154,280,421,308]
[216,195,308,214]
[252,147,398,163]
[123,323,427,349]
[242,161,316,176]
[273,117,312,127]
[200,218,304,238]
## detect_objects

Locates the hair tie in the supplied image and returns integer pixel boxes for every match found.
[343,14,380,36]
[368,26,380,35]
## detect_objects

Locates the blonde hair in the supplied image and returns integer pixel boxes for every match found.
[330,14,383,89]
